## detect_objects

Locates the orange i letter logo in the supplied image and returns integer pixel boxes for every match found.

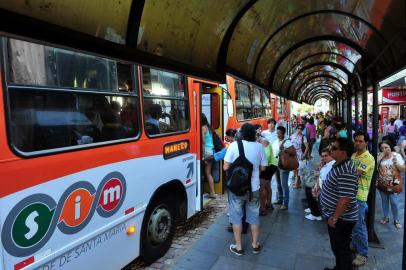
[58,189,95,227]
[57,181,97,234]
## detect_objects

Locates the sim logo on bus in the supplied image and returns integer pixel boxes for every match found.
[1,172,126,257]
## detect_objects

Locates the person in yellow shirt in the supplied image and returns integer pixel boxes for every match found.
[351,131,375,267]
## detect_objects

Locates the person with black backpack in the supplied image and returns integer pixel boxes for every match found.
[224,123,267,256]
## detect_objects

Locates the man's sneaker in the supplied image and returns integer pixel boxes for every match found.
[304,208,311,213]
[280,205,288,210]
[305,214,322,221]
[352,254,367,266]
[252,243,262,254]
[229,244,244,256]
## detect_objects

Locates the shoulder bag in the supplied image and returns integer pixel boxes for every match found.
[212,129,225,152]
[278,139,299,171]
[377,157,403,193]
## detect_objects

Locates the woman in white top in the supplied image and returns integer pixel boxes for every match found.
[377,140,405,229]
[304,147,335,220]
[317,148,336,190]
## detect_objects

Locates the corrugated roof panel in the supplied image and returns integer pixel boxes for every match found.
[137,0,249,71]
[255,12,383,86]
[0,0,132,44]
[274,41,359,93]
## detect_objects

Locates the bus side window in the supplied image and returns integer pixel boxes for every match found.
[235,82,252,121]
[141,67,189,136]
[6,38,140,154]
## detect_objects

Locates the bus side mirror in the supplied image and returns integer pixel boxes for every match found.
[227,99,234,117]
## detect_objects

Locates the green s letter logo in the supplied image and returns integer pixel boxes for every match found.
[12,203,54,248]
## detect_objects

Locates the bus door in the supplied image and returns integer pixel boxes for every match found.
[190,79,203,211]
[201,86,224,202]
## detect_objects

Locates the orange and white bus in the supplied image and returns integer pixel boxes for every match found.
[0,37,225,270]
[225,75,291,132]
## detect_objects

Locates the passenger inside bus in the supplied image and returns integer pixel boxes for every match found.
[121,99,138,132]
[144,103,176,135]
[122,79,132,93]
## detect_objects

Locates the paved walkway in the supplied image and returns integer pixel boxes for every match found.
[171,176,404,270]
[125,194,229,270]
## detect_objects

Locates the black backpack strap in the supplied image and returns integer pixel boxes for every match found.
[237,140,246,158]
[237,140,252,200]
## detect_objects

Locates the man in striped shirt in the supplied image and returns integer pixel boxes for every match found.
[320,138,359,270]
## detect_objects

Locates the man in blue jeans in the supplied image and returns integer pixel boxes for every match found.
[272,126,294,210]
[351,131,375,267]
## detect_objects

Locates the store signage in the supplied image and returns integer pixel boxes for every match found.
[382,88,406,104]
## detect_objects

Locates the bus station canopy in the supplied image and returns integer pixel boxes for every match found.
[1,0,406,104]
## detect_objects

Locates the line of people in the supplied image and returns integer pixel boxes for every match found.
[205,112,405,270]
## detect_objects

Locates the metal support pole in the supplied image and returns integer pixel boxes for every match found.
[367,80,381,247]
[347,93,352,138]
[355,91,359,131]
[337,98,339,116]
[362,76,368,134]
[335,98,338,117]
[341,98,347,121]
[404,157,406,270]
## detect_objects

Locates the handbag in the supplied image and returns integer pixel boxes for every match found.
[377,157,403,193]
[212,129,225,152]
[278,139,299,171]
[300,136,306,153]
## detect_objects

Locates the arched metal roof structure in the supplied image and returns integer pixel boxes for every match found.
[0,0,405,105]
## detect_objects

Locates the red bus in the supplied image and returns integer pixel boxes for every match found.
[225,75,291,131]
[0,37,215,270]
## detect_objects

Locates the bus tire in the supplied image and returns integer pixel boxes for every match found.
[141,196,176,263]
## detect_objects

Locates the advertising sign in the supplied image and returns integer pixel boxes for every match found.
[382,88,406,104]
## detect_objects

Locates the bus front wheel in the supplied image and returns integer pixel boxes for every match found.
[141,197,176,263]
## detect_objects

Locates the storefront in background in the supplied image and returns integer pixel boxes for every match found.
[379,87,406,131]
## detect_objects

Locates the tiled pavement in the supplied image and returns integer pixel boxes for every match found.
[170,166,404,270]
[127,143,404,270]
[124,194,229,270]
[171,185,404,270]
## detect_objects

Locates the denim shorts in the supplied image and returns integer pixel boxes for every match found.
[204,147,214,158]
[228,190,260,225]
